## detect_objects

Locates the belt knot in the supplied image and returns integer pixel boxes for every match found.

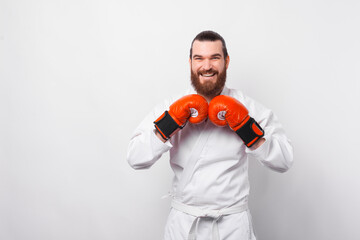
[202,210,222,219]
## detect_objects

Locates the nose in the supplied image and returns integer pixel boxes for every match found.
[202,59,212,71]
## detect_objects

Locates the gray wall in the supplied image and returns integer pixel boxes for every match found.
[1,0,359,239]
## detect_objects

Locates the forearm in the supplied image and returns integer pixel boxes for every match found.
[247,135,293,172]
[156,130,167,143]
[127,128,172,169]
[249,137,266,150]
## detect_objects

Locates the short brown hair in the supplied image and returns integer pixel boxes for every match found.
[189,30,228,59]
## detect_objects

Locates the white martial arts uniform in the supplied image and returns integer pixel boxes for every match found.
[127,86,293,240]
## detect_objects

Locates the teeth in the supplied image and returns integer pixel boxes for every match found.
[202,73,215,77]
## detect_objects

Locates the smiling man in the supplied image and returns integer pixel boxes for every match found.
[127,31,293,240]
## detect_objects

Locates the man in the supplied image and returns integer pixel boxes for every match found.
[127,31,293,240]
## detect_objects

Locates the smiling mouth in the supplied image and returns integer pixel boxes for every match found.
[199,70,217,78]
[201,73,216,77]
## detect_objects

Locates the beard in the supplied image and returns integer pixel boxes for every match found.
[191,66,227,99]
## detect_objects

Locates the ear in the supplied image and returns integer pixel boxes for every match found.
[225,55,230,69]
[189,57,192,67]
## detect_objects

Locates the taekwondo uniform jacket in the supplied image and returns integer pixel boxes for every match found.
[127,86,294,240]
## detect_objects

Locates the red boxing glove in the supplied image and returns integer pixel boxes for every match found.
[154,94,208,140]
[208,95,264,147]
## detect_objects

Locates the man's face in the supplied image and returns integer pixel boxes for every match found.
[190,40,229,99]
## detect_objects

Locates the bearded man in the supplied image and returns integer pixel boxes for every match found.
[127,30,293,240]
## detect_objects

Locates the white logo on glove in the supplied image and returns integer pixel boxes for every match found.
[217,111,226,120]
[190,108,198,118]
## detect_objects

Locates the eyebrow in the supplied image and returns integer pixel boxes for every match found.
[211,54,222,58]
[193,53,223,58]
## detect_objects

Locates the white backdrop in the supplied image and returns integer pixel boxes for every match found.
[1,0,360,239]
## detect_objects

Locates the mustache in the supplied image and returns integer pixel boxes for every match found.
[198,69,218,75]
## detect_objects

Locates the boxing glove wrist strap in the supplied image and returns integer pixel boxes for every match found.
[235,117,265,147]
[154,111,182,140]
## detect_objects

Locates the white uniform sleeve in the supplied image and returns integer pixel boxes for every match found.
[126,102,173,170]
[244,97,294,173]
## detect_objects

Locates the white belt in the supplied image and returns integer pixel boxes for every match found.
[171,200,248,240]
